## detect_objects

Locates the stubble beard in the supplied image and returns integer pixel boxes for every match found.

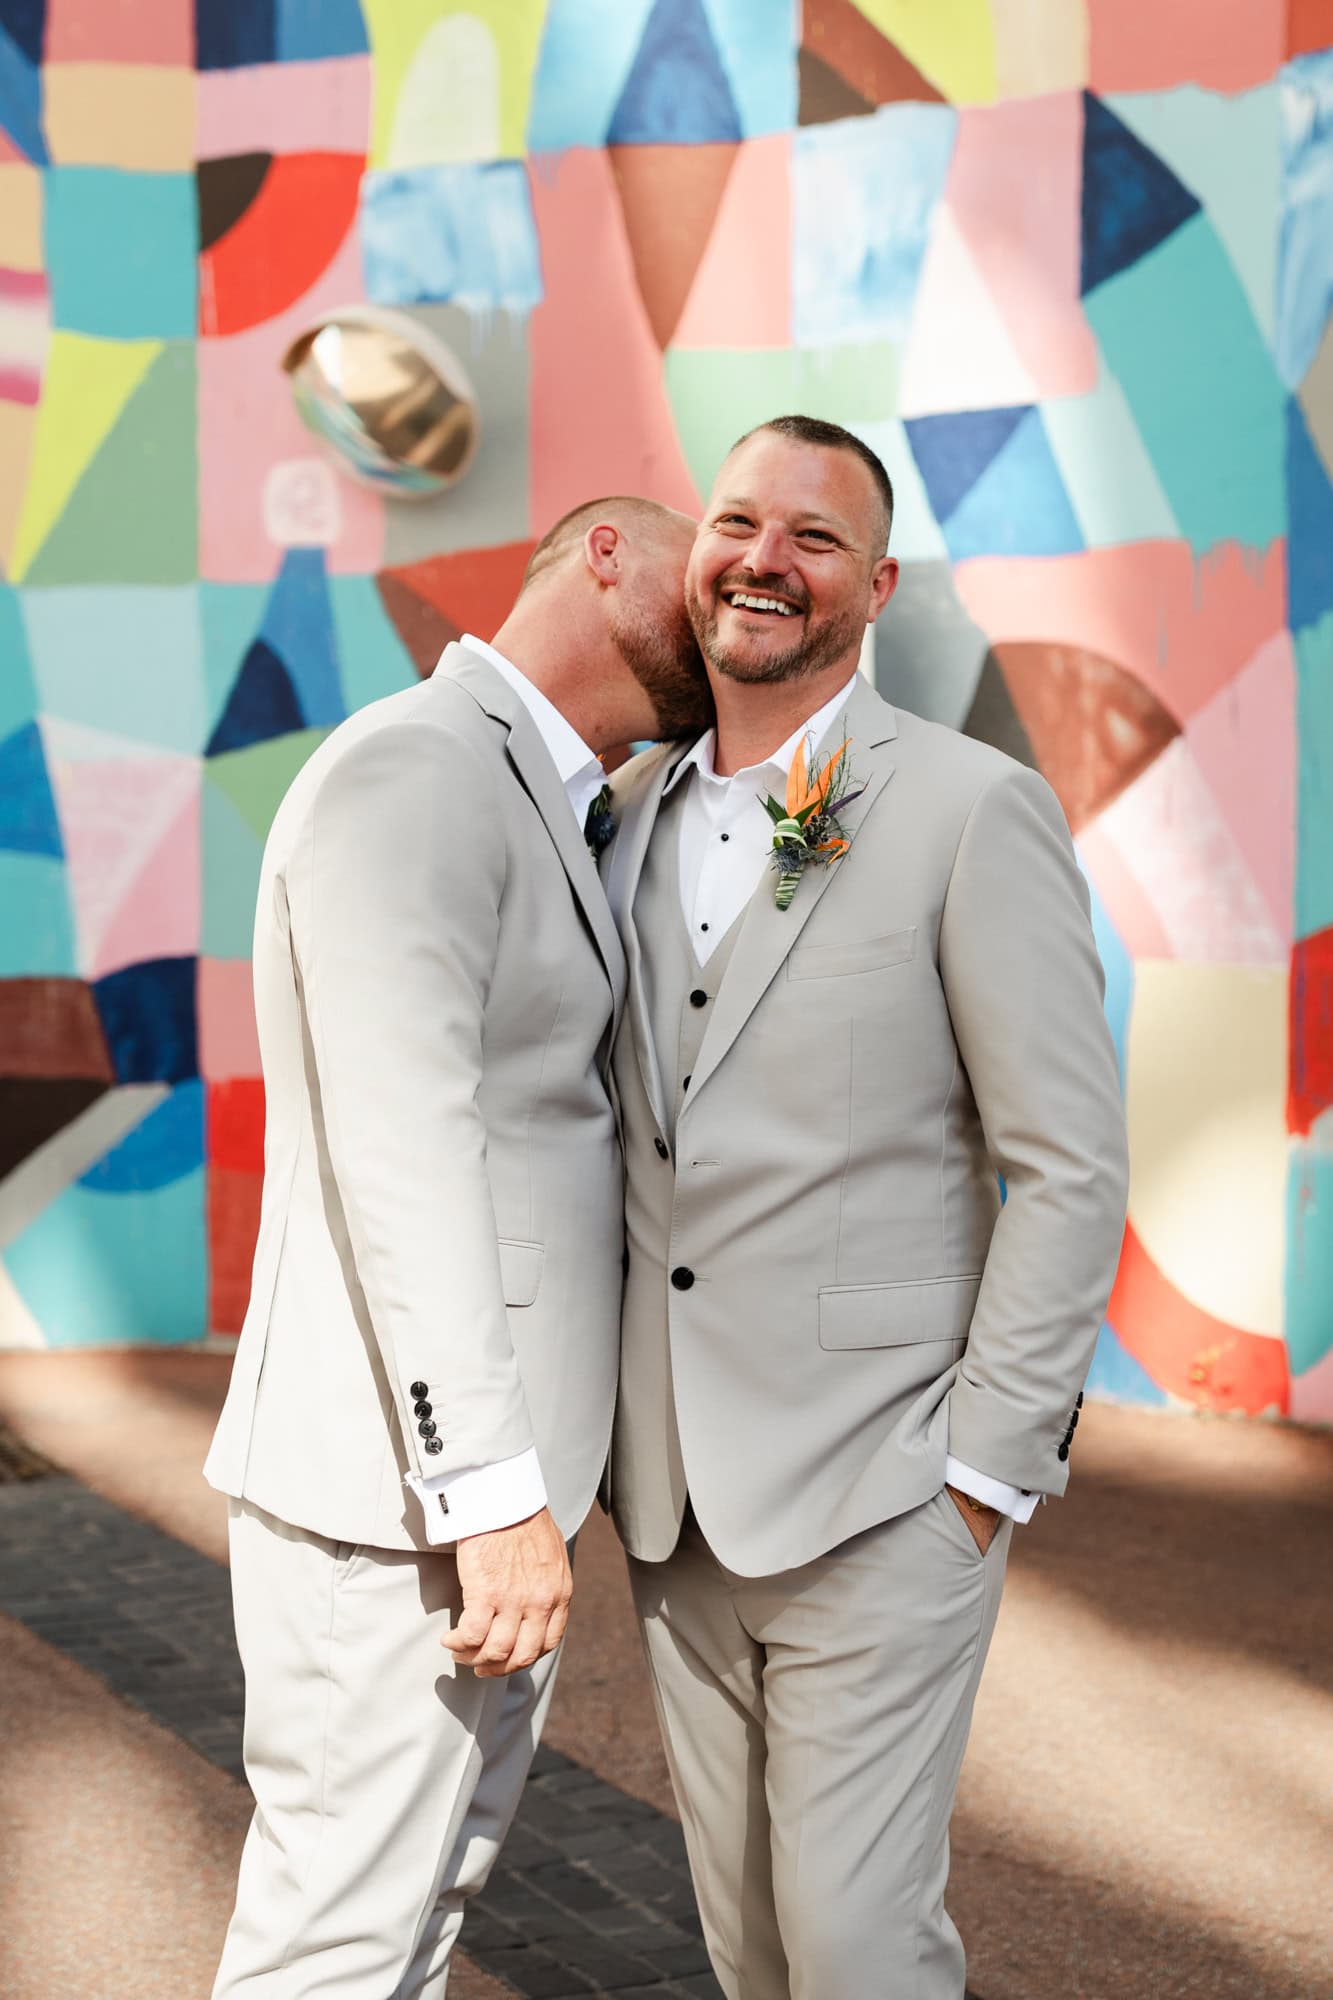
[687,582,864,688]
[613,598,715,740]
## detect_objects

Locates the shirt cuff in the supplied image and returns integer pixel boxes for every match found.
[945,1455,1041,1524]
[406,1447,547,1546]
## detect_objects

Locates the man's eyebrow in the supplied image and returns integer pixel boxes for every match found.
[710,496,851,534]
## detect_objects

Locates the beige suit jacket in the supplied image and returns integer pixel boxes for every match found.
[607,673,1129,1577]
[205,645,627,1551]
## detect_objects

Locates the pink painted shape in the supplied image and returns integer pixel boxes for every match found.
[1090,737,1286,966]
[197,224,383,582]
[1186,631,1295,949]
[0,131,26,164]
[953,540,1287,729]
[91,787,200,979]
[528,149,702,533]
[1086,0,1284,93]
[46,751,199,975]
[46,0,194,64]
[0,366,41,406]
[1290,1338,1333,1424]
[946,93,1096,400]
[194,57,373,161]
[197,956,261,1081]
[672,134,791,351]
[1075,822,1175,959]
[0,268,48,304]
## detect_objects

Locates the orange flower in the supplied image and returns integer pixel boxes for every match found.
[786,737,849,818]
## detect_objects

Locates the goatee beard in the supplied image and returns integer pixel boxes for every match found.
[689,590,862,687]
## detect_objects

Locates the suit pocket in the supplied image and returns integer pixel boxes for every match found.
[818,1273,981,1350]
[498,1238,544,1307]
[787,926,917,981]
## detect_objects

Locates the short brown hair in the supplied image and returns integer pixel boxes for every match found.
[732,414,894,552]
[523,496,688,590]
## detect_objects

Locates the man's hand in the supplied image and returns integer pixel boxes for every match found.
[945,1484,1002,1556]
[440,1507,572,1678]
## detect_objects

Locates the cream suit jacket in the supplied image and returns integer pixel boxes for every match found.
[607,673,1129,1577]
[205,644,627,1551]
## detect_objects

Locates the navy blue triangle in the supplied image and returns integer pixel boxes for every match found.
[1081,92,1200,298]
[196,0,276,71]
[607,0,742,145]
[0,0,44,66]
[1286,396,1333,634]
[0,15,48,163]
[904,406,1031,526]
[0,720,63,857]
[207,638,306,756]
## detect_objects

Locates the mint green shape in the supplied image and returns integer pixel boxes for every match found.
[1084,213,1283,555]
[0,851,78,975]
[201,778,265,958]
[329,574,418,713]
[666,343,900,499]
[21,584,206,753]
[207,728,329,843]
[199,584,269,745]
[1294,611,1333,939]
[6,1168,207,1347]
[1285,1145,1333,1375]
[1042,357,1179,548]
[0,586,38,740]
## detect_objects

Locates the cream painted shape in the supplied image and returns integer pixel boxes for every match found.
[387,14,500,167]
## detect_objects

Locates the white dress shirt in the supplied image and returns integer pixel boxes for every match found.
[665,675,1039,1525]
[407,636,606,1545]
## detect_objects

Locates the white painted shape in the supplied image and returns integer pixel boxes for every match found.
[0,1259,46,1348]
[898,205,1038,417]
[262,457,342,548]
[387,14,501,168]
[1042,357,1179,547]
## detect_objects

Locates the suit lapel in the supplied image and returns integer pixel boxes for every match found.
[605,741,687,1134]
[686,676,899,1109]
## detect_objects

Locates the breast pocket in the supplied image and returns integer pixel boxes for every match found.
[787,926,917,982]
[498,1238,544,1307]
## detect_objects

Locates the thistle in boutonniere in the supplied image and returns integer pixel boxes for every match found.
[585,783,617,859]
[762,729,863,911]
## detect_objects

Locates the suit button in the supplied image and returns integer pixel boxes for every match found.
[682,1075,691,1091]
[655,1137,669,1159]
[410,1380,428,1399]
[689,989,708,1008]
[414,1399,432,1419]
[1070,1408,1080,1428]
[424,1436,444,1456]
[1057,1441,1070,1461]
[418,1419,437,1438]
[671,1266,694,1291]
[1076,1392,1084,1409]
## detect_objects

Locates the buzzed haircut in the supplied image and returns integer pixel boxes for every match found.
[732,414,895,552]
[522,495,682,590]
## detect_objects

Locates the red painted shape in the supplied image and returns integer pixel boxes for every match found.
[381,540,537,646]
[207,1077,266,1175]
[199,152,364,338]
[1287,0,1333,55]
[208,1164,263,1336]
[1289,926,1333,1136]
[1108,1221,1290,1415]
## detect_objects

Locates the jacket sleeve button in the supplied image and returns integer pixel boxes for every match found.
[424,1436,444,1456]
[410,1380,429,1400]
[418,1419,438,1438]
[413,1400,432,1419]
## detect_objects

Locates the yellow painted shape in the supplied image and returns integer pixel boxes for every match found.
[1125,960,1288,1337]
[9,333,161,583]
[44,64,197,170]
[991,0,1088,98]
[851,0,997,103]
[0,163,44,270]
[362,0,547,164]
[0,401,37,580]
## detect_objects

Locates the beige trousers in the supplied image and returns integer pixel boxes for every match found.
[212,1498,560,1999]
[628,1491,1011,2000]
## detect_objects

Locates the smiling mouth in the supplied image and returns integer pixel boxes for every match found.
[720,588,802,619]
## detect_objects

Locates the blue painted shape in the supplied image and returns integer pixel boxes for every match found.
[0,721,63,857]
[276,0,366,60]
[1041,357,1179,548]
[0,585,39,740]
[196,0,276,70]
[206,640,305,756]
[905,405,1030,527]
[201,779,264,958]
[702,0,797,140]
[793,105,957,347]
[199,583,269,743]
[22,585,207,754]
[1286,1142,1333,1377]
[0,0,44,64]
[329,574,417,711]
[46,170,197,339]
[942,409,1084,561]
[527,0,655,152]
[607,0,741,144]
[1277,50,1333,390]
[1084,1321,1168,1408]
[79,1082,204,1193]
[0,17,47,163]
[0,852,77,975]
[1286,396,1333,634]
[258,549,343,727]
[1079,860,1134,1090]
[93,956,198,1085]
[1294,612,1333,940]
[1081,91,1199,298]
[5,1165,207,1346]
[361,162,543,314]
[1086,212,1284,555]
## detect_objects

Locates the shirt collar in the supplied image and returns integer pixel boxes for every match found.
[663,673,862,799]
[461,633,602,791]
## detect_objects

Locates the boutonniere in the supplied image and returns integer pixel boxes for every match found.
[761,728,864,911]
[584,783,617,859]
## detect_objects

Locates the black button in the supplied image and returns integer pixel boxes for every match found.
[1057,1442,1070,1461]
[1076,1392,1084,1409]
[700,922,710,933]
[1070,1408,1080,1429]
[720,832,730,842]
[410,1380,428,1399]
[682,1075,691,1090]
[689,989,708,1008]
[419,1419,437,1438]
[424,1436,444,1456]
[671,1266,694,1291]
[655,1137,669,1158]
[413,1399,432,1419]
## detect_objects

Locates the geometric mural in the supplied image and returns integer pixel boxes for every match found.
[1,1,1330,1425]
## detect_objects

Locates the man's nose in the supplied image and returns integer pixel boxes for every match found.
[742,524,789,575]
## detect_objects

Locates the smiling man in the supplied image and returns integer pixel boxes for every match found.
[602,416,1129,1999]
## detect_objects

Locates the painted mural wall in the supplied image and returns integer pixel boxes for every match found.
[0,0,1330,1423]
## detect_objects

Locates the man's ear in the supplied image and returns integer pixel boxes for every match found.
[584,523,622,585]
[869,556,900,619]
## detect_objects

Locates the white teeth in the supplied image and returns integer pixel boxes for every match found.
[728,592,795,616]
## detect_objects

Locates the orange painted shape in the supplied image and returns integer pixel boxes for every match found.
[1288,0,1333,55]
[608,142,739,350]
[207,1077,266,1175]
[1087,0,1284,92]
[1289,926,1333,1137]
[208,1163,263,1336]
[199,152,365,339]
[382,540,535,646]
[1108,1220,1290,1414]
[672,135,792,351]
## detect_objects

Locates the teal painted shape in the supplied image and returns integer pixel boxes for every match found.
[328,574,417,711]
[21,585,207,753]
[200,583,269,742]
[45,170,198,340]
[0,851,78,975]
[1108,84,1279,344]
[1085,1321,1169,1408]
[5,1163,207,1346]
[1286,395,1333,632]
[0,585,38,739]
[1080,91,1199,297]
[1285,1142,1333,1374]
[700,0,797,139]
[1294,612,1333,939]
[941,408,1084,561]
[78,1082,204,1192]
[0,722,63,856]
[1042,359,1179,548]
[259,549,344,727]
[1277,49,1333,390]
[526,0,655,151]
[1085,212,1284,555]
[201,779,264,958]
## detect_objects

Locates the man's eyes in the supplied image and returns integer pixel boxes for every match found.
[712,516,837,545]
